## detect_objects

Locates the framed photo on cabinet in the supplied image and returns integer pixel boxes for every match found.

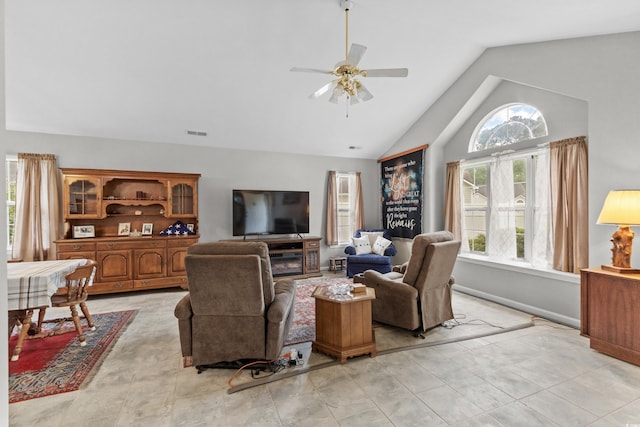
[142,223,153,235]
[73,225,95,239]
[118,222,131,236]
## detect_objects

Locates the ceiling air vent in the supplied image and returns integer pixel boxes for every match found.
[186,130,208,137]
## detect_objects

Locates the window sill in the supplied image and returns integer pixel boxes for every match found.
[329,243,350,249]
[456,253,579,284]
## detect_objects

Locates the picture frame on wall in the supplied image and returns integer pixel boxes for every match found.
[118,222,131,236]
[73,225,95,239]
[142,223,153,235]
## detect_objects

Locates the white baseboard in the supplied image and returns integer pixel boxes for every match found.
[452,284,580,329]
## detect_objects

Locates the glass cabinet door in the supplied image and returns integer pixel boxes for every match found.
[65,176,102,218]
[169,180,197,217]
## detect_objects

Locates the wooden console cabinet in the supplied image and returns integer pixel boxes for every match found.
[56,236,197,294]
[580,267,640,366]
[225,236,322,279]
[55,168,200,294]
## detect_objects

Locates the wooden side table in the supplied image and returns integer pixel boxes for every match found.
[312,285,376,363]
[581,267,640,366]
[329,256,347,273]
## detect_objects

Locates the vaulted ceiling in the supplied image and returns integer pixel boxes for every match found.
[6,1,640,159]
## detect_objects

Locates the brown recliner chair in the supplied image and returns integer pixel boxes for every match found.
[361,231,461,333]
[174,241,296,369]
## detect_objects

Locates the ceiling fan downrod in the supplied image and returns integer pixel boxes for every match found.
[344,6,349,64]
[342,0,354,118]
[341,0,353,64]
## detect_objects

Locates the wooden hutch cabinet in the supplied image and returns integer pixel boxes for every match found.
[55,168,200,295]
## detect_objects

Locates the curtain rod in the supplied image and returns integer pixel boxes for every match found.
[377,144,428,163]
[491,149,515,157]
[461,145,548,167]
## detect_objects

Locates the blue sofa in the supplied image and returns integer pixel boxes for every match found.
[344,229,397,278]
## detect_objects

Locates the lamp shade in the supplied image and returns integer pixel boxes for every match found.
[597,190,640,225]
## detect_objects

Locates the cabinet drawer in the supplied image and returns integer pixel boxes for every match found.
[97,240,165,250]
[58,251,96,261]
[56,241,96,252]
[305,240,320,248]
[88,280,133,294]
[134,276,184,289]
[166,238,198,248]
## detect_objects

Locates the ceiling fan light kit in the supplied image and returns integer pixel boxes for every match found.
[291,0,408,117]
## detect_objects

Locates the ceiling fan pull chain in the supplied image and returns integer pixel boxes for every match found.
[346,95,350,118]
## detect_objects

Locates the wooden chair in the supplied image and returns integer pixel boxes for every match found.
[41,260,97,346]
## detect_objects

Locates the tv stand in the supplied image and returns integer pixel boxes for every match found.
[226,236,321,279]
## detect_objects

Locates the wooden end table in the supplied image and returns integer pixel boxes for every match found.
[329,256,347,273]
[312,285,376,363]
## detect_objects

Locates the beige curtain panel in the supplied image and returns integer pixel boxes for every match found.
[353,171,364,232]
[550,136,589,273]
[325,171,338,246]
[444,161,462,240]
[12,153,62,261]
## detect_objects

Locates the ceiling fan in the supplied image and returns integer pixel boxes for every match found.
[290,0,408,115]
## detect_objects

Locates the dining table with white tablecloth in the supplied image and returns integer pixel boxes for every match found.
[8,258,88,361]
[8,259,87,311]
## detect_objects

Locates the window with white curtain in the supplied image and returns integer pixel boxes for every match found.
[461,150,551,267]
[6,156,18,254]
[336,172,358,245]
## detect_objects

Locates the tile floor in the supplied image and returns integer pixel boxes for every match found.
[8,284,640,427]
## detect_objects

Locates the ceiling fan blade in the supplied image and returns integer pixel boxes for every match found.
[329,84,345,104]
[309,81,335,99]
[290,67,333,74]
[347,43,367,66]
[364,68,409,77]
[356,83,374,102]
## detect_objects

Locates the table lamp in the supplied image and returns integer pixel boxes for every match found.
[597,190,640,273]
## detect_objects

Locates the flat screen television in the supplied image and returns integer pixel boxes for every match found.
[232,189,310,236]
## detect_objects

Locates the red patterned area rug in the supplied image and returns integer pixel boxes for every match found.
[284,276,351,346]
[8,310,137,403]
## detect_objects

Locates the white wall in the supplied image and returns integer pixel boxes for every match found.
[384,31,640,327]
[1,0,9,422]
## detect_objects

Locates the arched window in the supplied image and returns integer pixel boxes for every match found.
[470,103,548,152]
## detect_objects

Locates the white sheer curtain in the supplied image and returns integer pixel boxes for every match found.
[487,157,516,261]
[531,149,553,268]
